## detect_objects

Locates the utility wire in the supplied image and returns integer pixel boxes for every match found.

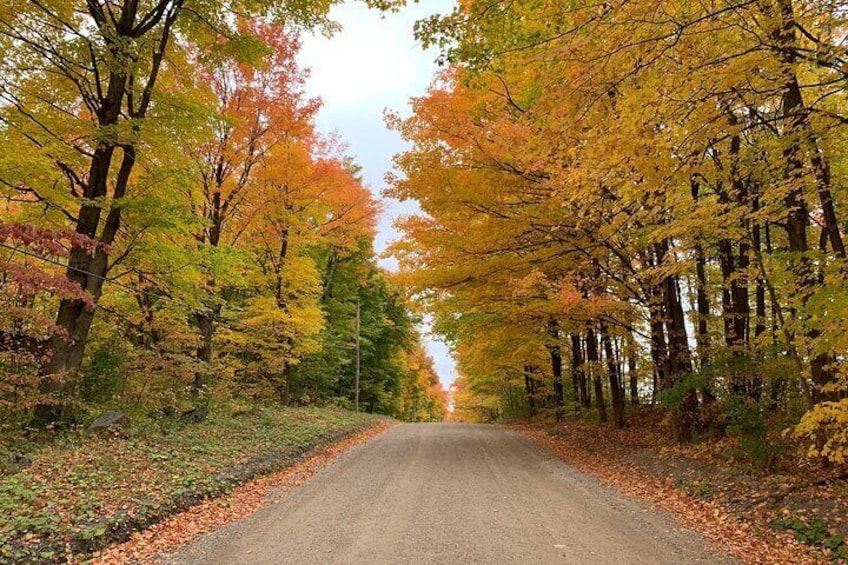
[0,241,186,307]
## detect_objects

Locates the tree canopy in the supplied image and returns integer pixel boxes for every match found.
[390,0,848,460]
[0,0,445,433]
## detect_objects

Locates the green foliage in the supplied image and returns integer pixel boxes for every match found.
[499,383,534,420]
[287,241,444,421]
[77,340,129,405]
[658,373,709,413]
[723,396,776,472]
[772,515,848,561]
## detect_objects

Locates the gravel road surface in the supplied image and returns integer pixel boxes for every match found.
[165,423,732,565]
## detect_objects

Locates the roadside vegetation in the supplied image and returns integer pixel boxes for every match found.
[513,410,847,564]
[394,1,848,563]
[0,2,445,433]
[1,406,386,564]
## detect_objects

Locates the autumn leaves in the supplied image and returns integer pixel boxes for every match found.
[391,0,848,455]
[0,1,444,429]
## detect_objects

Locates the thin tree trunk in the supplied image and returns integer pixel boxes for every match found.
[694,244,711,365]
[355,298,361,412]
[627,332,639,406]
[750,193,767,402]
[690,178,712,371]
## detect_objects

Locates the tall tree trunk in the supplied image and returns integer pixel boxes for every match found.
[750,193,767,402]
[780,84,834,404]
[32,1,181,426]
[694,244,711,365]
[694,243,717,405]
[192,308,215,392]
[571,358,581,409]
[717,239,739,348]
[648,282,669,398]
[321,251,339,302]
[277,359,295,406]
[35,151,137,425]
[657,241,698,442]
[34,0,182,420]
[766,0,839,405]
[770,0,845,259]
[627,332,639,406]
[752,195,768,341]
[524,365,537,416]
[34,10,137,424]
[192,215,225,394]
[728,117,752,363]
[689,177,717,404]
[274,227,290,308]
[571,333,590,409]
[601,322,625,428]
[727,120,753,396]
[690,178,712,370]
[586,327,606,423]
[547,319,565,421]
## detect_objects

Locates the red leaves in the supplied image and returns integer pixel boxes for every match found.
[3,263,94,308]
[0,222,101,258]
[0,221,103,307]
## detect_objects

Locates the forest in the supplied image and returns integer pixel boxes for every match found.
[385,3,848,554]
[392,0,848,459]
[0,0,446,437]
[2,0,848,562]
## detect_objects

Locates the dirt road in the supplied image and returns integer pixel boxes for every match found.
[166,423,731,565]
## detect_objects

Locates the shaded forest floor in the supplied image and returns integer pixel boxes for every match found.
[0,406,388,564]
[514,408,848,564]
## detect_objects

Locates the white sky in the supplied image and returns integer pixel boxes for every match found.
[298,0,458,389]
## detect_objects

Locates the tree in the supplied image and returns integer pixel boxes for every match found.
[184,21,320,393]
[0,0,402,425]
[393,0,848,451]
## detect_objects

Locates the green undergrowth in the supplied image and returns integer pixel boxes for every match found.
[0,405,385,564]
[772,516,848,562]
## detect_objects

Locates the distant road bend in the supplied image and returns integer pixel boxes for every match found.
[168,423,732,565]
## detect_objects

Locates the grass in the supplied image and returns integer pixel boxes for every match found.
[0,405,386,564]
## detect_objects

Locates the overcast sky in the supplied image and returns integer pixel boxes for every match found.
[298,0,458,389]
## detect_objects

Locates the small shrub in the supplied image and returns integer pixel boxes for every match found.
[795,399,848,465]
[77,342,128,404]
[724,396,776,472]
